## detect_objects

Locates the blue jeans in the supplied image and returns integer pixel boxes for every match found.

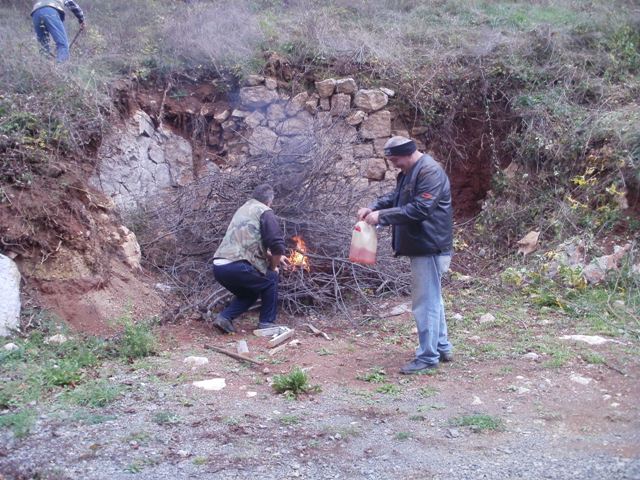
[410,254,452,365]
[32,7,69,62]
[213,261,279,325]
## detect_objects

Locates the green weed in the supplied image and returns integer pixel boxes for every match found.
[357,367,387,383]
[279,415,301,426]
[375,384,401,395]
[452,414,504,432]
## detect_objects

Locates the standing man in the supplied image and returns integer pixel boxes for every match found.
[358,136,454,374]
[212,184,286,333]
[31,0,85,62]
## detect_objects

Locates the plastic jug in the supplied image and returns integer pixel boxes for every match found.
[349,221,377,265]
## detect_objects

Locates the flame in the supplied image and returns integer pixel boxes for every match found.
[288,235,310,271]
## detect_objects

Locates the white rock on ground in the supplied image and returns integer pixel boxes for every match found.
[3,343,19,351]
[560,335,611,345]
[183,356,209,366]
[193,378,226,391]
[479,313,496,324]
[0,254,21,337]
[570,373,593,385]
[45,334,69,344]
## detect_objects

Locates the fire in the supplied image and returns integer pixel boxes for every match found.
[288,235,310,271]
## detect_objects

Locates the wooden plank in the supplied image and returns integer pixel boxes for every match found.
[253,326,287,337]
[268,328,295,347]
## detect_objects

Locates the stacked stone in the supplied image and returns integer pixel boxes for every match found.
[210,75,400,183]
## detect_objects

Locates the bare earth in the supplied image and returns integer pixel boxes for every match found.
[1,304,639,480]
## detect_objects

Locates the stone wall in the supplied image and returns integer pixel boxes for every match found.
[93,75,408,214]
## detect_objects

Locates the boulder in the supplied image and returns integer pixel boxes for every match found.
[119,226,142,269]
[336,78,358,94]
[330,93,351,117]
[354,89,388,112]
[315,78,337,98]
[239,86,279,108]
[363,158,387,181]
[360,110,391,139]
[319,98,330,111]
[0,254,20,337]
[248,126,280,155]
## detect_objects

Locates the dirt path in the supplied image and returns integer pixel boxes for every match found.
[2,306,639,480]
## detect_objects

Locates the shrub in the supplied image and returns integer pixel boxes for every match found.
[117,318,157,360]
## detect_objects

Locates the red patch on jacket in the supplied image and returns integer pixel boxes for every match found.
[421,192,433,200]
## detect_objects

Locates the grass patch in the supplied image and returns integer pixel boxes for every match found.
[279,415,301,426]
[272,367,318,398]
[64,379,123,408]
[0,410,36,438]
[418,386,439,398]
[375,384,401,396]
[452,414,504,432]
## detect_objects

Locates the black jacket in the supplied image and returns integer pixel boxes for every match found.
[370,154,453,256]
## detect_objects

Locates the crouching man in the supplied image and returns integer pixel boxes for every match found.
[358,136,454,374]
[212,184,285,333]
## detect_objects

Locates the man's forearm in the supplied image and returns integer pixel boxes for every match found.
[65,0,84,22]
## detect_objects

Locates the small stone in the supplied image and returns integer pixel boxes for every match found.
[346,110,366,126]
[177,449,190,458]
[247,391,257,398]
[3,343,19,352]
[214,110,230,122]
[262,367,271,375]
[379,87,395,97]
[451,313,464,321]
[516,386,530,394]
[334,432,342,440]
[388,303,411,316]
[245,74,265,86]
[478,313,495,324]
[472,395,483,405]
[523,352,540,361]
[560,335,610,345]
[446,428,460,438]
[231,109,251,118]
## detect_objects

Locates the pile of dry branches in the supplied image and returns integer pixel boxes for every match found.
[139,117,410,321]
